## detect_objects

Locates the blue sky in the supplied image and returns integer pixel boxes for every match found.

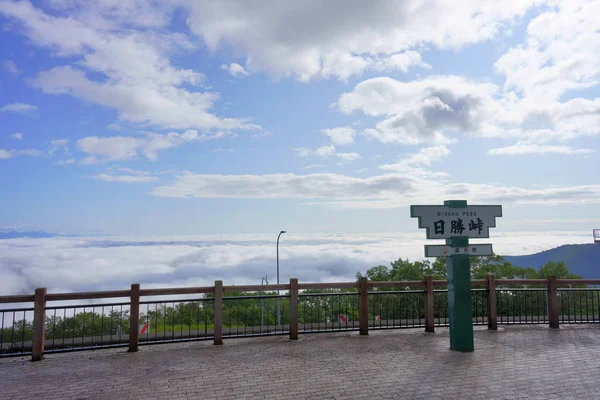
[1,0,599,236]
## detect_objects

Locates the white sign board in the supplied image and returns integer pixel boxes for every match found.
[410,205,502,239]
[425,244,493,257]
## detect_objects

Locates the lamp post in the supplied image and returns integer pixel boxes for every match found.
[277,230,286,326]
[261,275,268,327]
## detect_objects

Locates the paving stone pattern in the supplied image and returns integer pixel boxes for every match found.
[1,325,599,399]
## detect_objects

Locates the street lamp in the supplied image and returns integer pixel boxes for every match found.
[277,230,286,326]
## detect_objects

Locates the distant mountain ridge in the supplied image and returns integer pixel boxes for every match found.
[0,231,60,239]
[503,244,600,279]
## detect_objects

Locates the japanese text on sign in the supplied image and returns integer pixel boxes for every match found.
[410,205,502,239]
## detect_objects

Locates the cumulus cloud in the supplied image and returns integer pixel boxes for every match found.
[3,60,21,75]
[336,152,362,162]
[0,102,37,113]
[296,145,362,163]
[382,145,451,169]
[48,138,69,155]
[488,143,594,155]
[220,63,250,77]
[10,132,23,140]
[75,130,209,163]
[0,148,44,159]
[92,173,159,183]
[150,171,600,209]
[379,145,451,178]
[495,0,600,102]
[0,1,258,133]
[337,76,497,144]
[321,126,357,146]
[185,0,541,81]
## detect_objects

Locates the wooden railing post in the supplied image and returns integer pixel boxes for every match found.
[359,277,368,335]
[214,280,223,345]
[289,278,299,340]
[548,275,559,329]
[31,288,46,361]
[487,273,497,330]
[424,276,434,332]
[128,283,140,352]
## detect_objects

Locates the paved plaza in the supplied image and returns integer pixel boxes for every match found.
[1,325,599,399]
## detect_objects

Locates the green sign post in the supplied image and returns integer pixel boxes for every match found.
[411,200,502,352]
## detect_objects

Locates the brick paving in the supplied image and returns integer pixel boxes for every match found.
[1,325,599,399]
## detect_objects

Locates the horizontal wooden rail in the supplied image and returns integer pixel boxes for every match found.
[471,280,486,286]
[45,290,131,301]
[495,279,547,285]
[557,279,600,285]
[0,294,35,304]
[223,284,290,293]
[298,282,358,290]
[368,281,424,288]
[139,287,215,296]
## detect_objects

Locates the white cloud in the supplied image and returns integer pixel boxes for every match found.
[302,164,326,170]
[495,0,600,102]
[76,130,206,163]
[57,158,76,165]
[0,231,595,295]
[92,173,159,183]
[77,136,146,162]
[0,148,44,159]
[185,0,542,81]
[0,149,12,159]
[10,132,23,140]
[295,148,310,157]
[49,138,69,155]
[315,145,336,157]
[371,51,432,73]
[337,76,498,144]
[0,103,37,113]
[380,145,451,171]
[336,152,362,162]
[321,126,357,146]
[296,145,361,163]
[296,145,336,157]
[487,1,600,144]
[220,63,250,77]
[488,143,594,155]
[212,148,234,153]
[0,1,258,133]
[250,131,273,139]
[3,60,21,75]
[150,171,600,209]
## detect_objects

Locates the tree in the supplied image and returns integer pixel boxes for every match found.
[365,265,390,281]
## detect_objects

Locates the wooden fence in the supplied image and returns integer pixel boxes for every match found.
[1,274,599,361]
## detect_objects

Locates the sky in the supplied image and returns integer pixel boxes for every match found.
[1,0,600,237]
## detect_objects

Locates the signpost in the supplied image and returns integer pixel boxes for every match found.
[411,200,502,352]
[424,244,493,257]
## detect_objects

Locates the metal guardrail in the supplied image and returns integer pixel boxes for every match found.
[138,298,215,345]
[44,302,130,354]
[369,290,425,330]
[1,276,600,359]
[496,288,548,325]
[558,288,600,324]
[299,292,360,333]
[0,307,34,357]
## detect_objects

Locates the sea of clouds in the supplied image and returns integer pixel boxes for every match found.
[0,231,594,296]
